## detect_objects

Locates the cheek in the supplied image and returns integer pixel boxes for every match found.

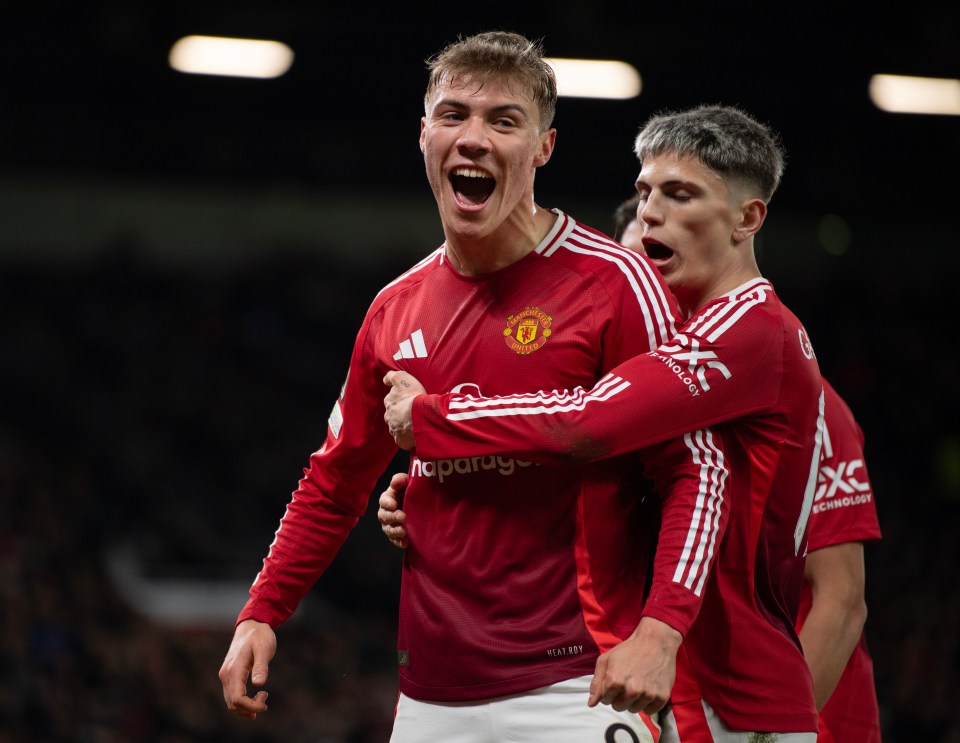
[422,140,446,173]
[506,144,539,177]
[683,214,722,242]
[421,153,445,193]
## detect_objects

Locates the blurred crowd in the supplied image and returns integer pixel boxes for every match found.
[1,229,958,741]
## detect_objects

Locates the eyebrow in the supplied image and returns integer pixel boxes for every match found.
[636,178,697,189]
[434,99,529,119]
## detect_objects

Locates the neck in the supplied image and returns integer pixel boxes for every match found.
[677,263,763,318]
[445,205,556,276]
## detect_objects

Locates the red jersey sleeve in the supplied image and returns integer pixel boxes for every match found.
[410,288,784,465]
[807,379,882,551]
[238,303,399,628]
[639,429,732,635]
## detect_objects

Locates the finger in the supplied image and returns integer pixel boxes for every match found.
[596,683,630,712]
[221,669,268,712]
[588,656,608,707]
[627,694,659,715]
[377,506,406,526]
[634,694,668,715]
[389,473,408,506]
[378,491,406,515]
[384,370,409,388]
[378,492,398,511]
[220,665,253,709]
[602,690,621,707]
[382,523,409,541]
[383,526,408,548]
[249,658,270,688]
[379,517,409,548]
[587,675,602,707]
[227,690,270,718]
[608,687,644,713]
[230,690,270,711]
[598,680,623,708]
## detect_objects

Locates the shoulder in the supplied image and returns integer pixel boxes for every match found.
[680,279,820,379]
[539,214,664,285]
[685,279,784,343]
[822,379,859,425]
[822,377,867,448]
[368,247,445,312]
[538,213,678,337]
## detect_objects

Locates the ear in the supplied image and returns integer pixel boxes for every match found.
[533,128,557,168]
[732,198,767,243]
[419,118,427,153]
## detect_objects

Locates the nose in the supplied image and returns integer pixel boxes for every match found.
[638,193,662,226]
[457,116,492,155]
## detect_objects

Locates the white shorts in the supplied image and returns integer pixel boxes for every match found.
[659,698,817,743]
[390,675,660,743]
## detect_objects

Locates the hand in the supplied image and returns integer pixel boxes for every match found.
[588,617,681,714]
[378,472,410,549]
[383,370,426,450]
[219,619,277,720]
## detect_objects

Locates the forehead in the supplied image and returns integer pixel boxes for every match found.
[637,152,724,188]
[429,73,536,111]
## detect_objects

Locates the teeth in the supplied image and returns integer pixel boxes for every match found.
[452,167,491,179]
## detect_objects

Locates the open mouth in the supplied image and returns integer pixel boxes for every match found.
[642,239,674,262]
[451,167,495,207]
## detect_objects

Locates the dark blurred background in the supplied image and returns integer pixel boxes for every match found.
[1,2,958,741]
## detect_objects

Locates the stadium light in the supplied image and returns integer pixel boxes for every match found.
[869,74,960,116]
[546,58,642,100]
[169,35,294,79]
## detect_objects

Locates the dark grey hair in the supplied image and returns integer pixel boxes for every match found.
[634,104,786,202]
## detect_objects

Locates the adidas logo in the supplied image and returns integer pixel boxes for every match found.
[393,329,429,360]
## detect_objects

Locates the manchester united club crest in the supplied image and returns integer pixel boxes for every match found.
[503,307,553,355]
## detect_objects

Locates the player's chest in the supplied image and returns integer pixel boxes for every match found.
[378,276,602,395]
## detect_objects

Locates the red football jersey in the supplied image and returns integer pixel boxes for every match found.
[799,378,883,742]
[411,278,823,731]
[238,211,689,702]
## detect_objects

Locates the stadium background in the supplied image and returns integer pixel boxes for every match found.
[2,2,958,741]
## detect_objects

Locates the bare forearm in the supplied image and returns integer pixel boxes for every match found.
[799,591,867,709]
